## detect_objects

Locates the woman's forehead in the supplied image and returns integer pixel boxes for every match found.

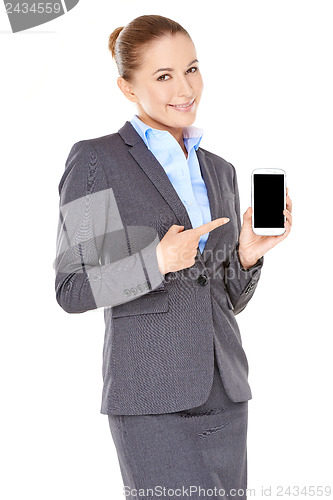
[140,35,197,70]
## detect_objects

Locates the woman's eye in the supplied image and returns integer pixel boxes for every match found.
[157,74,170,81]
[157,67,198,81]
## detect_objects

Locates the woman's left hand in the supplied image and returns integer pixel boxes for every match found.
[238,188,293,269]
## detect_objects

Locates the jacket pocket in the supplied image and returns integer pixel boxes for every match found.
[112,290,169,318]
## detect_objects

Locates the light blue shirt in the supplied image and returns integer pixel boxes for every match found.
[130,114,212,254]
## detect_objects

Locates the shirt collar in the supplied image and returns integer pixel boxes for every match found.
[130,114,204,151]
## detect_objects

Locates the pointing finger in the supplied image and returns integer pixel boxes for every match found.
[194,217,230,237]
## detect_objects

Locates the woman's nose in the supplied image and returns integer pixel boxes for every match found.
[176,76,193,97]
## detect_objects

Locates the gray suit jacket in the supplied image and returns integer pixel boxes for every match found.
[54,120,264,415]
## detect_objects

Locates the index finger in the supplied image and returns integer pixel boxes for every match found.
[194,217,230,237]
[286,187,292,212]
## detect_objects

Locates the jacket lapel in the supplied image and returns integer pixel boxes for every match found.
[196,148,224,262]
[118,121,223,264]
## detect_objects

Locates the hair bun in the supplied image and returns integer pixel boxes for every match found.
[108,27,124,58]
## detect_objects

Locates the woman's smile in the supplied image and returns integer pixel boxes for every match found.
[168,98,195,111]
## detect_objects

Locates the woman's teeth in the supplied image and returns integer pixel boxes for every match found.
[169,99,195,108]
[169,99,195,110]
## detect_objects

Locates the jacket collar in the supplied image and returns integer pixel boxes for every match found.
[117,121,223,264]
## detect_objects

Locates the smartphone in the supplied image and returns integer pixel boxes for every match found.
[251,168,286,235]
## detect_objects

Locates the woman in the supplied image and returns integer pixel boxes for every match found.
[55,14,292,500]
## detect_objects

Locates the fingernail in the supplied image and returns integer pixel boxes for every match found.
[224,218,230,222]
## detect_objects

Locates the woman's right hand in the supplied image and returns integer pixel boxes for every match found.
[156,217,230,275]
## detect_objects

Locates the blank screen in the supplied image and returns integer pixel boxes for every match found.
[253,174,284,228]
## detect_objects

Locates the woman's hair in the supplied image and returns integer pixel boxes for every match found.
[108,14,191,83]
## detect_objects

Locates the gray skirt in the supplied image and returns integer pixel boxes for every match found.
[108,353,248,500]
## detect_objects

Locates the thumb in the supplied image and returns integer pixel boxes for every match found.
[242,207,252,229]
[169,224,185,234]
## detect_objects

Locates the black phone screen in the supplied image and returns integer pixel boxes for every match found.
[253,174,285,228]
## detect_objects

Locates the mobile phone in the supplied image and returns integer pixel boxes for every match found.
[251,168,286,235]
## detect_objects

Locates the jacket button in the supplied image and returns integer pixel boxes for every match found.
[197,274,209,286]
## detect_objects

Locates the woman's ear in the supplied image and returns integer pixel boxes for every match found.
[117,77,138,103]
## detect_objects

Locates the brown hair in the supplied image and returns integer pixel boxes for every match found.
[108,15,191,82]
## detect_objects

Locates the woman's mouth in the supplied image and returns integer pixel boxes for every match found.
[168,98,195,112]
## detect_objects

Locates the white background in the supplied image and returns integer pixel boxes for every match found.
[1,1,332,499]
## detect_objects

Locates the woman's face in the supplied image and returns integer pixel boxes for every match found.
[119,34,204,135]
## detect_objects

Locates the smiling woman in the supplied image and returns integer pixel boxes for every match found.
[55,12,278,500]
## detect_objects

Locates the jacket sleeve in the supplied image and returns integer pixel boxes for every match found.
[223,163,264,315]
[53,141,166,314]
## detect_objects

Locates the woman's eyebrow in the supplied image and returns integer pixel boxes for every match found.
[152,59,199,75]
